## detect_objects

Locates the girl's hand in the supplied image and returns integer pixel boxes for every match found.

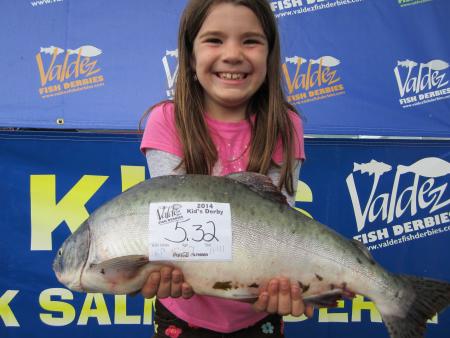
[141,266,194,299]
[252,277,314,317]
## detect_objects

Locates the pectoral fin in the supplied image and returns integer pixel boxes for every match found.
[303,289,345,307]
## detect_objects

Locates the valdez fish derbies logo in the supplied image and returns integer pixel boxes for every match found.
[162,49,179,99]
[346,158,450,250]
[282,55,345,105]
[36,45,105,99]
[394,58,450,108]
[270,0,364,19]
[397,0,432,8]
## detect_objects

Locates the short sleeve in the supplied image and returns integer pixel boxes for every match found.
[272,111,306,164]
[140,102,183,157]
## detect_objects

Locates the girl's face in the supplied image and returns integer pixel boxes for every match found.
[192,3,268,120]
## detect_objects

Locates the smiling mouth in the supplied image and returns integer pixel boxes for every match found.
[217,72,248,80]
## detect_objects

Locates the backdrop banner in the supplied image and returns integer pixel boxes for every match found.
[0,0,449,136]
[1,131,449,337]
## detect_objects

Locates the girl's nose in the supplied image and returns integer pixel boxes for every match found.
[222,42,243,64]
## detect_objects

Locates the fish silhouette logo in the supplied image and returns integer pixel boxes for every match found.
[397,157,450,178]
[67,45,102,57]
[421,60,449,71]
[353,160,392,176]
[397,59,417,68]
[166,49,178,58]
[40,46,65,55]
[310,56,341,67]
[162,49,179,98]
[285,56,306,65]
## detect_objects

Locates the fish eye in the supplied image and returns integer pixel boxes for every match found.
[58,249,62,256]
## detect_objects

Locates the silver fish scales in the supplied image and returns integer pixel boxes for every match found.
[53,173,450,338]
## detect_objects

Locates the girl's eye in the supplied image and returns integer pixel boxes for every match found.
[244,38,266,46]
[205,38,222,44]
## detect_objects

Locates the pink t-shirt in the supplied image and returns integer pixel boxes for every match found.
[140,102,305,333]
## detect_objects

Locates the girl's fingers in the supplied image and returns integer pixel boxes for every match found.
[141,271,160,298]
[253,291,269,312]
[277,278,291,316]
[181,282,194,299]
[156,266,173,298]
[266,279,280,313]
[305,303,315,318]
[290,282,305,317]
[170,269,183,298]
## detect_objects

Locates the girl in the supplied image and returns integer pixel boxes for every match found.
[140,0,311,336]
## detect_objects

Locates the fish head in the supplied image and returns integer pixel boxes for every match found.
[53,220,90,292]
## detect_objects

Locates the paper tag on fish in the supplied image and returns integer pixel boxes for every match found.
[148,202,232,261]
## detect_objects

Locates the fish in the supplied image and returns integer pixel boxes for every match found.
[421,60,449,71]
[285,56,306,65]
[67,45,102,57]
[310,56,340,67]
[353,159,392,176]
[53,173,450,338]
[166,49,179,57]
[40,46,65,55]
[397,59,418,68]
[397,157,450,178]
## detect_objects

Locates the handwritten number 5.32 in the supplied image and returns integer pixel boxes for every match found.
[164,219,219,243]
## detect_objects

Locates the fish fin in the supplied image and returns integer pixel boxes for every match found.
[350,239,375,262]
[225,172,288,205]
[89,255,149,274]
[303,289,345,307]
[382,275,450,338]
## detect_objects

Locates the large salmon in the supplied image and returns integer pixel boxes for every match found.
[53,173,450,338]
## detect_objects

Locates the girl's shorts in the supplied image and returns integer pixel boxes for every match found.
[153,299,285,338]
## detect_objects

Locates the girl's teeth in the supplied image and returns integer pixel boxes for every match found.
[219,73,244,80]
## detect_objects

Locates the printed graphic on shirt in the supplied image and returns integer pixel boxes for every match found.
[397,0,432,7]
[35,45,105,99]
[346,158,450,251]
[162,49,178,99]
[394,58,450,108]
[30,0,64,7]
[282,55,345,105]
[270,0,364,19]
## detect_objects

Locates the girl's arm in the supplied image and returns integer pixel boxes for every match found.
[146,149,185,177]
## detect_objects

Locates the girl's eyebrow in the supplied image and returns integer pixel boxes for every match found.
[241,32,267,40]
[197,30,267,40]
[197,31,225,39]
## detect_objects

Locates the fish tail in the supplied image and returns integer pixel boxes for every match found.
[382,274,450,338]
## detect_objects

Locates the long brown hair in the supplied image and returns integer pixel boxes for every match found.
[143,0,300,195]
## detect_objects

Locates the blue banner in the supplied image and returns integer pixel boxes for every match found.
[0,0,449,136]
[1,131,449,337]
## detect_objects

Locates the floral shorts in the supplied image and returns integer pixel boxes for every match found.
[153,299,284,338]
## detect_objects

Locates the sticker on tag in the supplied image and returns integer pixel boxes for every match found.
[149,202,232,261]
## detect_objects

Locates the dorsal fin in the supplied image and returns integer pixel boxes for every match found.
[351,239,375,261]
[225,172,288,205]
